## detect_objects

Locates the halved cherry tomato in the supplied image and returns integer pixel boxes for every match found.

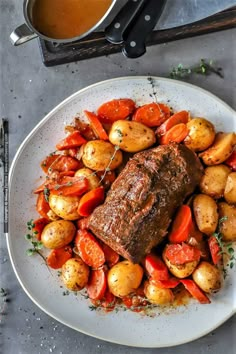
[36,192,50,220]
[97,98,136,123]
[144,253,169,281]
[78,186,105,217]
[86,268,107,300]
[50,176,89,196]
[156,110,189,137]
[47,246,72,269]
[180,279,211,304]
[77,217,90,230]
[132,103,170,127]
[225,150,236,171]
[159,123,188,145]
[101,242,119,268]
[150,278,180,288]
[40,154,59,173]
[208,236,222,265]
[164,243,201,265]
[84,111,109,141]
[56,131,87,151]
[32,217,49,240]
[75,230,105,268]
[168,205,193,243]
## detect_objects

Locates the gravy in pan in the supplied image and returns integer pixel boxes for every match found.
[32,0,113,39]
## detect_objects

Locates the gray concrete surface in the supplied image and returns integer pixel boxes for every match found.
[1,1,236,353]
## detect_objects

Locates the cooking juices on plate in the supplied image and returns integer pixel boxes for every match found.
[32,0,113,39]
[29,98,236,312]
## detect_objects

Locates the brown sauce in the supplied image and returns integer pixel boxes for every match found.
[32,0,113,39]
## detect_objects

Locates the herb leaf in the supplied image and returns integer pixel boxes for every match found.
[169,59,223,80]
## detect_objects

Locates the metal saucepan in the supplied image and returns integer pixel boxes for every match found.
[10,0,118,46]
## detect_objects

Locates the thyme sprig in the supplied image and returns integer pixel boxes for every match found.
[170,59,224,80]
[25,219,45,261]
[99,145,120,184]
[212,216,236,278]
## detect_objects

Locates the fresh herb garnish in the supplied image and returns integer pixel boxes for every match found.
[25,219,45,261]
[43,187,50,202]
[169,59,224,79]
[212,216,236,278]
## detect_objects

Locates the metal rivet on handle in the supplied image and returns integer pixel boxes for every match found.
[145,15,151,21]
[114,22,121,29]
[130,41,136,47]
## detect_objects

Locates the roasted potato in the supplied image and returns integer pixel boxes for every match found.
[49,194,80,220]
[82,140,123,171]
[218,202,236,241]
[41,220,76,249]
[74,167,100,190]
[144,281,174,305]
[108,260,143,297]
[61,257,89,291]
[47,209,61,221]
[109,120,156,153]
[193,194,218,235]
[184,118,215,152]
[162,252,198,279]
[200,165,231,199]
[224,172,236,204]
[192,261,222,293]
[199,132,236,165]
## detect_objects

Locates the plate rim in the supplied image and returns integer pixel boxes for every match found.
[7,76,236,348]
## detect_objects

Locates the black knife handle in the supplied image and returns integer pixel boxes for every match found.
[123,0,167,58]
[105,0,148,44]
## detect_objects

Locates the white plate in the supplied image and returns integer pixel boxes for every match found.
[7,77,236,348]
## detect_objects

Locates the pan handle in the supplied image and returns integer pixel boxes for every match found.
[10,24,38,46]
[123,0,167,58]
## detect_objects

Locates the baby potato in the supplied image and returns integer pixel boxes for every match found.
[184,117,215,152]
[199,132,236,165]
[192,261,222,293]
[108,260,143,297]
[144,280,174,305]
[200,165,231,199]
[162,250,198,278]
[109,120,156,153]
[61,257,89,291]
[47,209,61,221]
[224,172,236,204]
[193,194,218,235]
[74,167,100,190]
[41,220,76,249]
[49,194,80,220]
[82,140,123,171]
[218,202,236,241]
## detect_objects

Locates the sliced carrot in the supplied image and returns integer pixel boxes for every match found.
[75,230,105,268]
[150,278,180,289]
[73,117,97,141]
[180,279,211,304]
[86,268,107,300]
[101,243,120,268]
[97,98,136,123]
[50,176,89,196]
[34,182,47,194]
[47,246,72,269]
[40,154,59,173]
[36,192,50,220]
[159,123,189,145]
[208,236,222,265]
[77,217,90,230]
[68,148,78,158]
[78,186,105,217]
[47,155,82,172]
[56,131,87,151]
[156,110,189,137]
[168,205,193,243]
[144,253,169,281]
[32,217,49,240]
[225,150,236,171]
[132,103,170,127]
[84,111,109,140]
[164,243,201,265]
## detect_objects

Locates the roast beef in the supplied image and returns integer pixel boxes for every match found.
[88,144,203,263]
